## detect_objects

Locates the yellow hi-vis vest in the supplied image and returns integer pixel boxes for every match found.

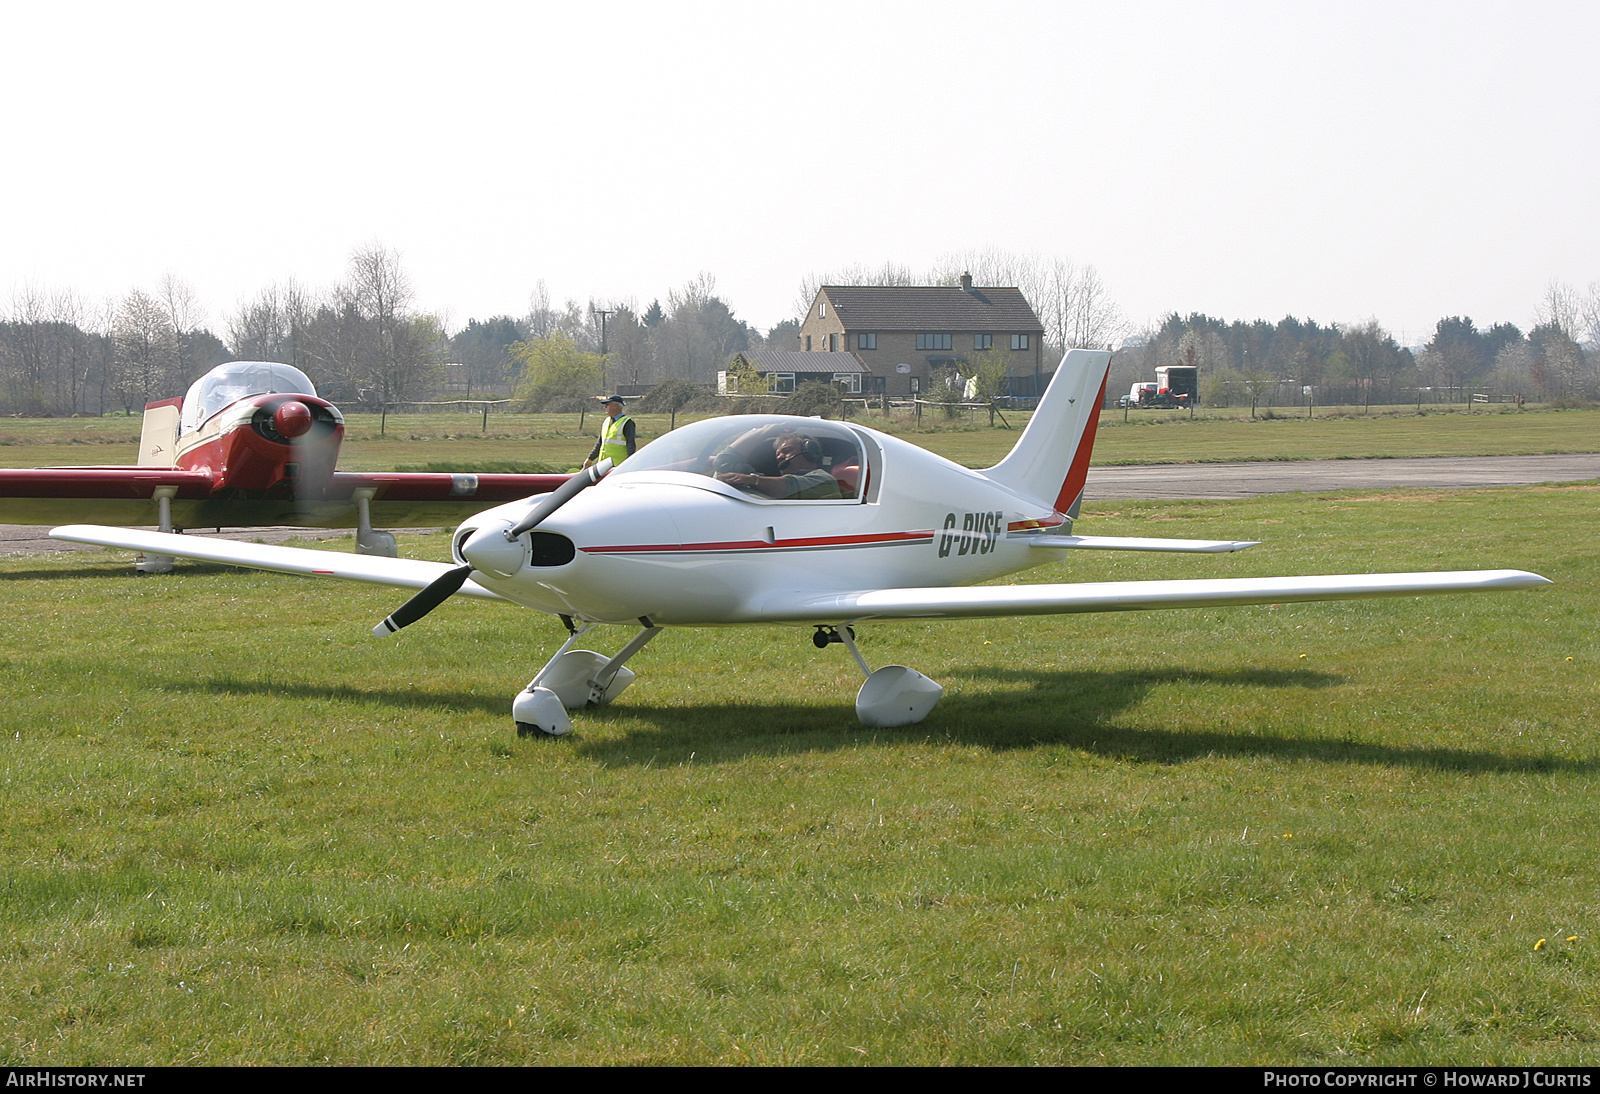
[599,413,633,466]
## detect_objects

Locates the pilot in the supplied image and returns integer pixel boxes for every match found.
[583,395,635,469]
[716,431,841,500]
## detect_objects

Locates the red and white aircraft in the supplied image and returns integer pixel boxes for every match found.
[53,350,1549,732]
[3,360,566,568]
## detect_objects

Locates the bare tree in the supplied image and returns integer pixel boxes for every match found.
[1581,282,1600,347]
[154,272,223,390]
[526,280,558,339]
[340,244,440,404]
[230,284,291,362]
[112,289,180,412]
[1535,280,1581,341]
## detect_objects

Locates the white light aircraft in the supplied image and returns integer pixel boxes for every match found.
[53,350,1550,735]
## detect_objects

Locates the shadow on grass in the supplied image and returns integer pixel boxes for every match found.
[173,675,506,715]
[155,665,1594,778]
[0,561,263,581]
[572,664,1595,777]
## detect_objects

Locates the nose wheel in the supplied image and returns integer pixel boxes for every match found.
[513,617,662,737]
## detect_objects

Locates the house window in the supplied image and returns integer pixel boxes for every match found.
[828,333,837,352]
[833,373,861,393]
[805,335,812,351]
[819,303,826,317]
[858,333,876,350]
[909,376,921,394]
[767,373,796,394]
[1010,334,1031,351]
[974,334,993,350]
[916,333,952,351]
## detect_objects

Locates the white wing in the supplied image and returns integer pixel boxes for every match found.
[1028,535,1259,553]
[762,570,1550,622]
[50,524,503,600]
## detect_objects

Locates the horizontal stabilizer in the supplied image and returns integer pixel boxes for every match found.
[760,569,1551,623]
[49,525,502,600]
[1029,535,1259,553]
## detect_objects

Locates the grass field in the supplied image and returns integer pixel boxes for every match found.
[2,402,1597,472]
[3,482,1596,1064]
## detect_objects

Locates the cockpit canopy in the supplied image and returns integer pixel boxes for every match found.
[181,361,318,434]
[618,415,866,500]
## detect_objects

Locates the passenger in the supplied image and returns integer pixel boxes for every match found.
[715,431,841,500]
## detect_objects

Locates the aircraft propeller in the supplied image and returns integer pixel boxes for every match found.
[506,458,612,538]
[371,458,615,637]
[372,564,474,636]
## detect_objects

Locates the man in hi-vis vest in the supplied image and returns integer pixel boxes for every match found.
[583,394,636,469]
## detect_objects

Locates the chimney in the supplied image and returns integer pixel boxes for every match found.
[960,272,973,292]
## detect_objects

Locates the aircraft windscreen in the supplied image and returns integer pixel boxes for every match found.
[181,361,318,433]
[620,415,865,500]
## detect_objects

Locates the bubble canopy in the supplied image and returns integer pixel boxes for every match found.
[617,415,865,499]
[181,361,319,434]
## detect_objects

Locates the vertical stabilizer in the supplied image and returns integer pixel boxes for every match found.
[982,349,1111,513]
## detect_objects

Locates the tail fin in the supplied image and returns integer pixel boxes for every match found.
[983,349,1111,514]
[138,397,183,468]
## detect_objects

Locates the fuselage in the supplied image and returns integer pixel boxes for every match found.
[453,415,1068,625]
[172,391,345,493]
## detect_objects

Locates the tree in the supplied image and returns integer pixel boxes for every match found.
[511,333,604,411]
[157,273,206,385]
[451,316,524,394]
[338,245,442,404]
[1425,317,1488,402]
[1535,281,1581,341]
[967,348,1014,401]
[1339,319,1405,410]
[655,273,751,384]
[758,319,801,350]
[230,281,314,368]
[1529,322,1591,401]
[111,289,180,413]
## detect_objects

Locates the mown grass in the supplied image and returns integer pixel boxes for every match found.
[3,403,1597,472]
[2,483,1596,1064]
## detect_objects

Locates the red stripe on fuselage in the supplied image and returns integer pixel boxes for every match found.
[580,530,935,555]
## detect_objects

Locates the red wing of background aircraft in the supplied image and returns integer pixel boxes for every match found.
[0,361,568,553]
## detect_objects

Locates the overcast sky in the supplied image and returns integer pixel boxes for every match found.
[2,0,1594,346]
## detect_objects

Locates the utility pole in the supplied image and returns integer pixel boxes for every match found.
[591,305,614,392]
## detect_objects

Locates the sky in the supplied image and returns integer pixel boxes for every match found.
[2,0,1595,346]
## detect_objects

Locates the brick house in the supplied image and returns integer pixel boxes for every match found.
[796,275,1046,397]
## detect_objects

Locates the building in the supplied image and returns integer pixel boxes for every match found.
[796,275,1046,397]
[721,350,873,395]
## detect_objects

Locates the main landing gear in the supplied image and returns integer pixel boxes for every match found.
[134,487,178,575]
[510,619,943,739]
[513,616,662,738]
[813,625,943,728]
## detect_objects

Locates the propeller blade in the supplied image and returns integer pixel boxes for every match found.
[372,564,473,637]
[506,458,612,539]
